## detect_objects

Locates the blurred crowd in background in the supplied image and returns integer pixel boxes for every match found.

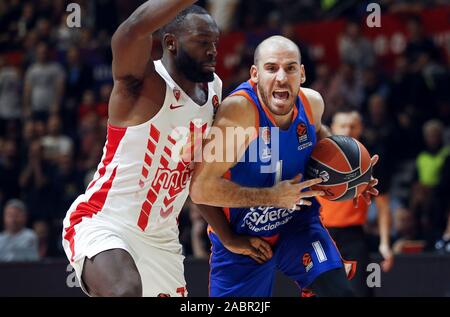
[0,0,449,261]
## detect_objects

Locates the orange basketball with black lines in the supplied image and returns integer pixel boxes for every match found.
[305,136,372,201]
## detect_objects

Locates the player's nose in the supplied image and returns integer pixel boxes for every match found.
[207,43,218,59]
[275,68,288,83]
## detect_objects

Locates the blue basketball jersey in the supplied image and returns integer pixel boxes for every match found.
[208,81,348,297]
[219,80,321,244]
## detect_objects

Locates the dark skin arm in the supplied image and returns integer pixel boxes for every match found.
[109,0,196,127]
[195,204,273,263]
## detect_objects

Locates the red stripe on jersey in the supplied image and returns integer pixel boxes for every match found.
[168,135,176,145]
[160,155,169,168]
[141,166,149,178]
[163,195,176,207]
[87,125,126,190]
[147,139,156,154]
[144,153,152,166]
[64,165,119,262]
[164,146,171,157]
[150,124,160,143]
[138,187,159,231]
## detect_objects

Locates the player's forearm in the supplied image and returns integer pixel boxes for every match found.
[190,219,208,258]
[114,0,196,39]
[194,204,236,245]
[190,177,276,208]
[316,124,331,141]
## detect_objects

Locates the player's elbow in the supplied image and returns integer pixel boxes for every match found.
[189,179,207,205]
[112,17,146,49]
[190,175,217,205]
[112,22,135,48]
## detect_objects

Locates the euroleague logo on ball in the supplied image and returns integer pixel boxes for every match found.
[319,170,330,182]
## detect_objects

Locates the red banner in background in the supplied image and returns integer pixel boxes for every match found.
[216,5,450,82]
[215,32,246,81]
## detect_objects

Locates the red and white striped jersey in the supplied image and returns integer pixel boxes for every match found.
[63,60,222,256]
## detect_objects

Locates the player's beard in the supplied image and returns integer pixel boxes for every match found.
[175,44,214,83]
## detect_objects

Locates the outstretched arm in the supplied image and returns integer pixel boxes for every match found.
[111,0,196,80]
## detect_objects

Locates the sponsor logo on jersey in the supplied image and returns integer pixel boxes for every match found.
[153,165,193,191]
[303,253,314,272]
[297,122,313,150]
[169,104,184,110]
[261,127,271,145]
[241,206,295,233]
[173,87,181,101]
[297,123,308,142]
[319,170,330,182]
[261,147,271,160]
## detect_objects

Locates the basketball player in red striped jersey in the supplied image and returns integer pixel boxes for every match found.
[61,1,231,297]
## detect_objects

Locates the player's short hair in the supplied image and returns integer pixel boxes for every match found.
[253,36,302,66]
[159,5,211,36]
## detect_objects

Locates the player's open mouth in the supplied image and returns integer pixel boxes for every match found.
[272,90,289,100]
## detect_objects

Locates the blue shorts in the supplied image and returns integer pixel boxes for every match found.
[208,218,343,297]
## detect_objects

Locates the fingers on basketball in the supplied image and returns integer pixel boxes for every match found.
[297,178,323,190]
[370,154,379,166]
[290,173,303,184]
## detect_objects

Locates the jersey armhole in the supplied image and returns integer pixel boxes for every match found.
[298,89,315,125]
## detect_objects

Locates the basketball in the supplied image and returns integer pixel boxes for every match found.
[305,136,372,201]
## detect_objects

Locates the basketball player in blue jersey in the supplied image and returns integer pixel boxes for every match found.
[190,35,379,297]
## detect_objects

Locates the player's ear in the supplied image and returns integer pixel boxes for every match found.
[163,33,177,54]
[300,64,306,84]
[250,65,258,83]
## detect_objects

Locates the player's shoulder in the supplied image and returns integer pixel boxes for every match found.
[300,87,324,117]
[214,93,258,128]
[221,93,256,114]
[300,87,324,107]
